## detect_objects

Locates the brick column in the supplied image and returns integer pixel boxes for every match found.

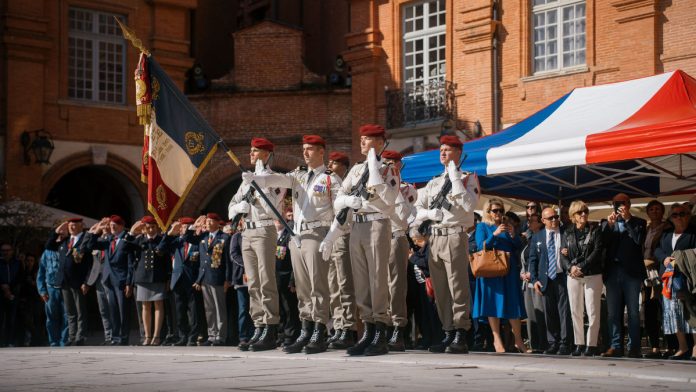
[148,0,198,88]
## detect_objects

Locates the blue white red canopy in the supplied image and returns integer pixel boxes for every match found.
[401,70,696,203]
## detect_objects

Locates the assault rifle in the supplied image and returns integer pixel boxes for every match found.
[335,142,389,225]
[417,154,467,235]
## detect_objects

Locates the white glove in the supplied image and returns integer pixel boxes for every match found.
[228,201,250,218]
[319,224,340,261]
[448,160,466,196]
[241,171,254,185]
[366,148,384,187]
[416,208,443,222]
[335,195,362,210]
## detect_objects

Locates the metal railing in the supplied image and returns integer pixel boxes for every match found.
[385,80,456,129]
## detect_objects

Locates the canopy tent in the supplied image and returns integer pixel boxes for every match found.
[401,70,696,203]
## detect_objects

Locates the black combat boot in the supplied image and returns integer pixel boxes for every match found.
[250,324,278,352]
[364,322,389,356]
[239,325,264,352]
[326,328,341,345]
[388,327,405,352]
[429,330,455,353]
[303,322,329,354]
[284,320,313,354]
[347,323,375,356]
[330,328,357,349]
[446,329,469,354]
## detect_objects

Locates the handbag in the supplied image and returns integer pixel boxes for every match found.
[471,240,510,278]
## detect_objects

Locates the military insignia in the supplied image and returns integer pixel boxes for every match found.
[142,150,149,168]
[390,179,397,186]
[156,184,168,210]
[274,188,281,195]
[72,248,83,264]
[408,196,414,202]
[184,132,206,156]
[151,77,160,100]
[135,79,147,102]
[211,243,223,268]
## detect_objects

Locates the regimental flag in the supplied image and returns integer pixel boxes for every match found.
[136,55,219,229]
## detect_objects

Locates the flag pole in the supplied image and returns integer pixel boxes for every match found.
[114,17,150,55]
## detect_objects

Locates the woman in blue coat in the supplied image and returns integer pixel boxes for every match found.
[473,198,526,353]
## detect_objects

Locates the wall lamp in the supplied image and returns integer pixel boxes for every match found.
[20,129,55,165]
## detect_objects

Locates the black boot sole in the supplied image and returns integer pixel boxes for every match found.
[388,343,405,352]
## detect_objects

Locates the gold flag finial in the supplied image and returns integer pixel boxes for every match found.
[114,17,150,55]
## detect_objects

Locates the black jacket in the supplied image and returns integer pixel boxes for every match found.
[601,216,647,280]
[560,223,604,276]
[654,226,696,275]
[230,232,245,287]
[129,234,172,285]
[185,230,232,286]
[45,231,94,290]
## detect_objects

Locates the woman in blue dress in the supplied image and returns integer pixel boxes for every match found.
[474,198,527,353]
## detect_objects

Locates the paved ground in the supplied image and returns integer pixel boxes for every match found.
[1,347,695,391]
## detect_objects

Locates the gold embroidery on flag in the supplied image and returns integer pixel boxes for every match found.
[156,185,168,210]
[185,132,205,156]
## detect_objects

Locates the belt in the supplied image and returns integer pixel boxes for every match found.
[431,226,466,236]
[299,220,332,231]
[392,230,405,239]
[353,212,387,223]
[245,219,274,230]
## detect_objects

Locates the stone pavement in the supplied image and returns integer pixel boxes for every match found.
[1,347,695,391]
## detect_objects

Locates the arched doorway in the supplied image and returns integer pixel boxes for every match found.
[45,165,144,225]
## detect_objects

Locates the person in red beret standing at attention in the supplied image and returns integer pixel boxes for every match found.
[381,150,418,351]
[325,151,358,349]
[413,135,480,354]
[244,135,342,354]
[321,124,399,356]
[228,137,286,351]
[45,217,94,346]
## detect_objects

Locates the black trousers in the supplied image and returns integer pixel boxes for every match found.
[173,279,201,343]
[542,274,573,347]
[277,271,300,340]
[103,277,130,344]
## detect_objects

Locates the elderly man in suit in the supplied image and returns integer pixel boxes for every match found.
[84,220,114,345]
[529,207,573,355]
[45,218,94,346]
[600,193,647,358]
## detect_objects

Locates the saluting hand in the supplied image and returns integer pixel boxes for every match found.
[168,222,181,236]
[56,222,69,235]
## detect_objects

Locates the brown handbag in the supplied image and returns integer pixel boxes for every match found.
[471,241,510,278]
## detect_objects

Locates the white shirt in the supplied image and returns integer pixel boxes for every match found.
[546,228,562,273]
[672,233,682,250]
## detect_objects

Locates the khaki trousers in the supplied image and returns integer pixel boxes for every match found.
[329,233,356,330]
[350,218,391,324]
[242,225,280,326]
[388,235,410,327]
[201,284,227,342]
[567,273,603,346]
[428,231,472,331]
[289,226,331,324]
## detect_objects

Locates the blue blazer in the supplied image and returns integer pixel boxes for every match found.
[84,231,137,288]
[528,228,563,293]
[160,235,200,290]
[184,230,232,286]
[654,227,696,275]
[44,231,93,290]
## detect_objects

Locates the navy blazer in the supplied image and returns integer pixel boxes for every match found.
[654,227,696,275]
[161,235,200,290]
[229,232,245,287]
[129,234,172,285]
[184,230,232,286]
[528,228,563,293]
[45,230,93,290]
[601,216,647,280]
[83,231,138,289]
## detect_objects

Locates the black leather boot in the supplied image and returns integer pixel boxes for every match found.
[572,345,585,356]
[250,324,278,352]
[326,328,341,345]
[446,329,469,354]
[583,346,597,357]
[284,320,313,354]
[364,322,389,356]
[239,325,264,352]
[387,327,405,352]
[347,323,375,356]
[303,322,328,354]
[330,329,356,349]
[429,330,455,353]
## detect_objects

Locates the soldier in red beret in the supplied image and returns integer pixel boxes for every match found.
[414,134,479,354]
[324,123,400,356]
[228,137,287,351]
[244,134,342,354]
[380,150,418,351]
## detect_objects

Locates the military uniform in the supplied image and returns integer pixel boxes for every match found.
[162,233,201,346]
[327,219,356,348]
[414,153,479,353]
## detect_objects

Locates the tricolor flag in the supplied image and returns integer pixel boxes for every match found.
[135,54,219,229]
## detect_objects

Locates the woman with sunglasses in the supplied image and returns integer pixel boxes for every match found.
[473,198,526,353]
[520,202,542,237]
[559,200,604,357]
[654,203,696,360]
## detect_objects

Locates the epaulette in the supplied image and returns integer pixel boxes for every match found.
[294,165,308,173]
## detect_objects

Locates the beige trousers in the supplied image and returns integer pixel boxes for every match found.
[428,231,472,331]
[242,225,280,326]
[567,273,603,346]
[329,233,356,330]
[289,226,331,324]
[388,235,410,327]
[350,218,391,324]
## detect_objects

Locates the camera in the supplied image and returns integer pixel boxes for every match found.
[613,201,625,214]
[644,269,661,287]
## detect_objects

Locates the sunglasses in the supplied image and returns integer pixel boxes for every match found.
[489,208,504,214]
[671,211,689,218]
[544,215,560,221]
[574,210,589,216]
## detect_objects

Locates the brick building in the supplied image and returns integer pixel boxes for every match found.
[347,0,696,155]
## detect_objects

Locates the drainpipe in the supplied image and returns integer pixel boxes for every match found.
[492,0,500,133]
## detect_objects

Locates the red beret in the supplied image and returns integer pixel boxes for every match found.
[206,212,222,221]
[251,137,274,152]
[110,215,125,226]
[67,217,83,223]
[328,151,349,166]
[141,216,156,225]
[440,135,463,148]
[302,134,325,147]
[359,124,385,137]
[381,150,403,161]
[178,217,195,225]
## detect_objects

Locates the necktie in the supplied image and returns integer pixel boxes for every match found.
[184,243,190,259]
[208,234,214,247]
[548,232,557,280]
[307,171,315,187]
[110,238,116,254]
[68,237,75,250]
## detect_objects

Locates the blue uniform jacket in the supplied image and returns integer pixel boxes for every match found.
[84,231,138,289]
[159,235,200,290]
[44,231,93,290]
[184,230,232,286]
